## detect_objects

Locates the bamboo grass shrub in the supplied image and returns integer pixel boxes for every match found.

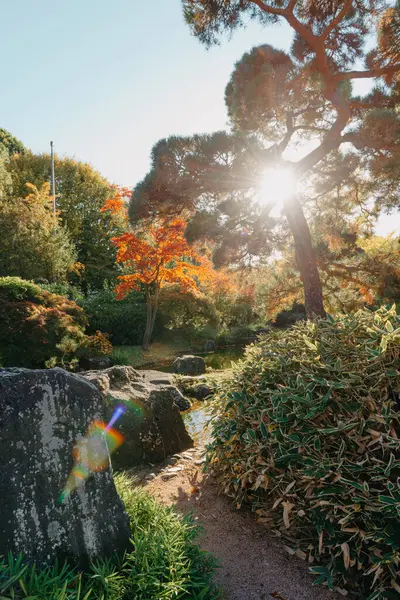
[208,306,400,599]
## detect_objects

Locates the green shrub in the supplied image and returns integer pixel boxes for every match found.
[111,345,142,366]
[215,325,256,347]
[158,289,219,333]
[0,277,109,369]
[0,474,220,600]
[208,306,400,599]
[80,289,162,346]
[37,282,84,303]
[273,302,306,328]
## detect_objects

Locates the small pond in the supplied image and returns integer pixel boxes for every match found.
[145,347,244,444]
[183,402,213,445]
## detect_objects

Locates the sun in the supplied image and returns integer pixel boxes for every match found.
[257,167,297,214]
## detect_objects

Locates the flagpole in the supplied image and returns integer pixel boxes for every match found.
[50,141,56,216]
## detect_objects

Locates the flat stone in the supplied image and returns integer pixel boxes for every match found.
[194,458,206,465]
[166,466,184,473]
[166,457,178,466]
[181,454,194,461]
[138,370,175,386]
[145,473,156,481]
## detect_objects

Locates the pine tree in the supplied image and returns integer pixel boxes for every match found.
[132,1,400,319]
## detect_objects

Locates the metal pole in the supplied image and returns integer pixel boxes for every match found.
[50,141,56,216]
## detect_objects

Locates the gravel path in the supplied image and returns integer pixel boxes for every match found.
[138,446,341,600]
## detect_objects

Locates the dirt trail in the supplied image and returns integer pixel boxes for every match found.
[138,445,340,600]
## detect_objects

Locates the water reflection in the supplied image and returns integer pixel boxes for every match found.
[183,401,212,445]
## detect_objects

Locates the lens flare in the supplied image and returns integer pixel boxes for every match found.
[106,404,127,430]
[59,406,126,502]
[117,397,150,418]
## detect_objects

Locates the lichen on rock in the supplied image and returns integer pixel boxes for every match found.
[0,367,130,567]
[81,366,193,469]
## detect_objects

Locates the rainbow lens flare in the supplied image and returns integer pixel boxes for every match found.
[116,397,150,418]
[106,404,127,430]
[59,406,126,502]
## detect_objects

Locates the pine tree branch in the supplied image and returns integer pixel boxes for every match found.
[349,98,398,110]
[334,64,400,81]
[249,0,285,16]
[295,100,351,174]
[277,113,295,153]
[320,0,353,40]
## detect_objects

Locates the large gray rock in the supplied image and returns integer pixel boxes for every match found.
[82,366,193,469]
[177,375,214,400]
[0,368,130,567]
[138,370,191,411]
[173,355,206,375]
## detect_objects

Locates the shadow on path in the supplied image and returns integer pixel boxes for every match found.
[142,448,340,600]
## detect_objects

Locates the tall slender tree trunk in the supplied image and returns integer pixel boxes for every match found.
[142,287,153,351]
[284,196,326,319]
[142,285,160,350]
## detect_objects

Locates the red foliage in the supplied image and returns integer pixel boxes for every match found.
[112,218,213,299]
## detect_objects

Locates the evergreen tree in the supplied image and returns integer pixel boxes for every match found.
[132,1,400,318]
[0,128,27,156]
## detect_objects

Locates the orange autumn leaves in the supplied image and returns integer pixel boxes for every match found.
[100,186,131,216]
[112,218,216,299]
[101,189,235,303]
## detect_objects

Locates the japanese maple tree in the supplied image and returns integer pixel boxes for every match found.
[112,218,213,349]
[101,185,131,217]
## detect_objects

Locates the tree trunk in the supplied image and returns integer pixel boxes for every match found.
[150,285,160,334]
[142,285,160,350]
[284,196,326,319]
[142,287,153,350]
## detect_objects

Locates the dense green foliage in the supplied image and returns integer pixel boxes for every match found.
[0,128,27,156]
[80,289,163,346]
[0,277,109,369]
[7,152,124,290]
[208,307,400,598]
[0,475,220,600]
[0,183,76,283]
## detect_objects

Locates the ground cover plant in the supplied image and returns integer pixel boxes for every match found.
[0,474,220,600]
[208,306,400,599]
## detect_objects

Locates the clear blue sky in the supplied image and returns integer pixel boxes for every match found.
[0,0,397,234]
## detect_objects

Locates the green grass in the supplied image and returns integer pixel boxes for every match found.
[112,342,244,372]
[0,474,221,600]
[111,341,189,370]
[111,345,143,367]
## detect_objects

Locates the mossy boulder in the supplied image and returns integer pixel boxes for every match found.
[173,355,206,375]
